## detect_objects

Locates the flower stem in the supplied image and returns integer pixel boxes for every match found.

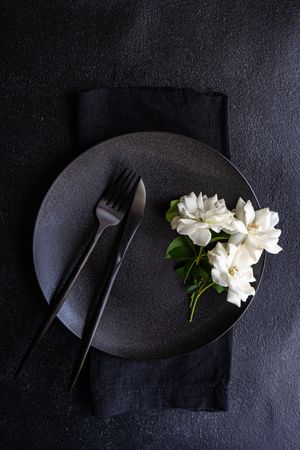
[189,292,196,308]
[184,259,196,284]
[195,246,204,265]
[189,282,215,322]
[189,281,203,309]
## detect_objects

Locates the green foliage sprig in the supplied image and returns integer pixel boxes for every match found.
[165,200,228,322]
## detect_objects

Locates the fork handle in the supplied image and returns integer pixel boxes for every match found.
[14,223,107,378]
[68,258,121,392]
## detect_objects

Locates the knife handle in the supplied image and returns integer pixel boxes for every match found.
[68,258,121,392]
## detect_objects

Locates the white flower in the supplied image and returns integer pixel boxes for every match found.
[208,242,256,307]
[229,198,282,261]
[171,192,239,246]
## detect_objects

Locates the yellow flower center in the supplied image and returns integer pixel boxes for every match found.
[247,222,259,231]
[228,266,239,276]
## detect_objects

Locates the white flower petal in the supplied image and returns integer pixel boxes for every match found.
[171,216,180,230]
[227,243,239,266]
[264,243,283,254]
[235,198,246,221]
[208,242,229,260]
[230,219,248,234]
[176,220,198,236]
[227,289,242,307]
[208,243,231,272]
[208,194,218,206]
[245,234,264,250]
[196,192,204,210]
[232,244,255,268]
[245,230,281,255]
[254,208,271,229]
[228,233,246,246]
[183,220,209,229]
[190,228,211,246]
[211,268,229,287]
[216,198,226,207]
[177,203,197,219]
[269,211,279,227]
[249,248,263,263]
[208,253,229,272]
[244,200,255,225]
[210,225,223,233]
[231,276,255,296]
[180,192,197,213]
[179,218,199,225]
[265,228,281,239]
[238,266,256,282]
[244,239,264,260]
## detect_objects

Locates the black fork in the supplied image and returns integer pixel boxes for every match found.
[15,169,138,377]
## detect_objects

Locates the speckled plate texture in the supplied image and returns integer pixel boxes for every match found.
[33,132,264,359]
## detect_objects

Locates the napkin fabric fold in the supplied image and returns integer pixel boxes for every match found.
[77,87,232,418]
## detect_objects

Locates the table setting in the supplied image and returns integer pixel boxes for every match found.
[1,1,298,449]
[14,87,281,415]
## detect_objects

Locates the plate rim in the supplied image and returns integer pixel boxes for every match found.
[32,131,266,360]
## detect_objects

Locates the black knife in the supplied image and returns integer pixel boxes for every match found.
[69,177,146,391]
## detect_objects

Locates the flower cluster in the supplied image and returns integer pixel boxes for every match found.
[166,192,282,321]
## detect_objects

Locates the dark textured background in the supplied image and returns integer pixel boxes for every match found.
[0,1,299,449]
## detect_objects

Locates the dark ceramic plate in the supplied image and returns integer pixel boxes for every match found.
[33,132,264,359]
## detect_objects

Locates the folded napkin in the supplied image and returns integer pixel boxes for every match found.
[77,88,232,418]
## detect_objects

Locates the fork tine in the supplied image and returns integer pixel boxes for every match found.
[118,176,140,212]
[108,169,134,206]
[111,171,136,209]
[101,168,128,202]
[116,172,139,211]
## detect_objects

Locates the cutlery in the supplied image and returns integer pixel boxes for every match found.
[15,168,138,377]
[68,177,146,391]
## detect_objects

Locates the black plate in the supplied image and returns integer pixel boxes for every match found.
[33,132,264,359]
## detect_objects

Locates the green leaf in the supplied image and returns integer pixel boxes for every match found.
[165,199,179,223]
[168,247,195,260]
[209,231,230,244]
[186,284,198,294]
[212,283,227,294]
[211,230,230,239]
[166,236,187,254]
[175,266,185,280]
[165,236,195,260]
[183,235,197,251]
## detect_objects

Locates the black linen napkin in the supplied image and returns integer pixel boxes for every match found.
[77,88,232,418]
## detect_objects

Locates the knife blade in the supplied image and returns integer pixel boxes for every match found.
[115,176,146,261]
